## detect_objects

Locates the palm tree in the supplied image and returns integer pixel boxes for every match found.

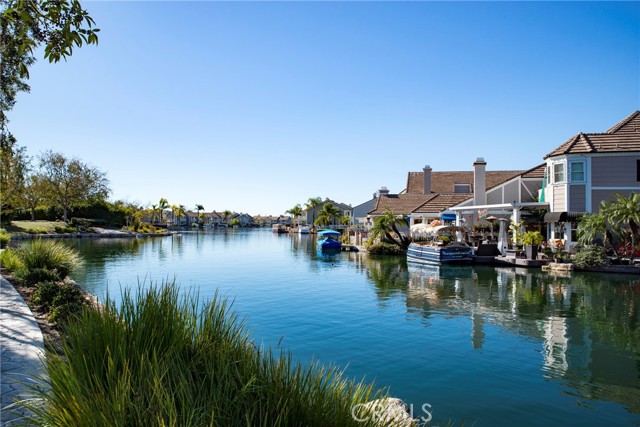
[286,204,303,226]
[150,204,158,224]
[305,197,323,227]
[170,204,179,225]
[369,209,410,250]
[222,210,232,226]
[606,193,640,261]
[314,202,340,227]
[176,205,186,226]
[195,204,204,226]
[158,198,169,224]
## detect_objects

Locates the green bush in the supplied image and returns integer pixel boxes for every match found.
[53,225,76,234]
[25,283,386,426]
[574,245,609,269]
[16,240,81,285]
[0,249,24,272]
[365,242,405,255]
[25,228,49,234]
[32,281,61,310]
[32,281,86,322]
[18,268,62,286]
[0,229,10,248]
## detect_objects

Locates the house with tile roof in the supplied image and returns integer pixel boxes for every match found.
[369,159,547,233]
[541,110,640,247]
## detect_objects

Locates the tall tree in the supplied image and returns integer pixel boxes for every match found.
[157,197,169,224]
[286,204,303,226]
[305,197,322,226]
[1,0,99,144]
[37,151,109,221]
[314,202,340,227]
[222,209,232,224]
[0,141,29,209]
[195,204,204,226]
[19,174,44,220]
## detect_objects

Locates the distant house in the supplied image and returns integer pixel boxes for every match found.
[541,110,640,247]
[303,198,352,226]
[352,187,390,225]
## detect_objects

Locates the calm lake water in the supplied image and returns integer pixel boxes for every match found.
[66,229,640,426]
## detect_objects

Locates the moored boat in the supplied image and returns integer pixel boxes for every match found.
[298,225,310,234]
[272,224,288,233]
[316,229,342,251]
[407,225,473,265]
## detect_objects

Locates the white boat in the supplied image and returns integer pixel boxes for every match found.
[407,225,473,265]
[298,225,310,234]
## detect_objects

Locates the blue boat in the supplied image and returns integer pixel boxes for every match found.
[316,229,342,251]
[407,225,473,265]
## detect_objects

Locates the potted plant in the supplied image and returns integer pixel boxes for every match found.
[522,231,544,260]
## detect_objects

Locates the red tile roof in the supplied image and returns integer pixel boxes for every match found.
[545,111,640,158]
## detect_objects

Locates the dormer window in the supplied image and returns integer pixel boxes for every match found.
[454,184,471,193]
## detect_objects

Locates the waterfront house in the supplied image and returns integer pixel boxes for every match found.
[352,187,390,226]
[368,159,546,231]
[541,110,640,249]
[303,198,352,226]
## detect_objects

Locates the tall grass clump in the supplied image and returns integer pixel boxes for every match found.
[0,228,10,248]
[15,239,81,285]
[0,248,24,272]
[26,283,391,427]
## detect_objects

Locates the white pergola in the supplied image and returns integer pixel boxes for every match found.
[449,201,549,244]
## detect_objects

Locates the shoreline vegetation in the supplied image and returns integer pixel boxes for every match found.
[0,240,418,426]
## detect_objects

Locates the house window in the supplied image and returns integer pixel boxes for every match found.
[569,161,585,182]
[553,163,565,183]
[454,184,471,193]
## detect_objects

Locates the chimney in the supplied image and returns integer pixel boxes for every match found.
[377,186,390,197]
[423,165,432,194]
[473,157,486,206]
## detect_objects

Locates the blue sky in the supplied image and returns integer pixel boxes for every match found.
[9,1,640,215]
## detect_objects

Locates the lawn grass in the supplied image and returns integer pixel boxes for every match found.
[2,220,68,233]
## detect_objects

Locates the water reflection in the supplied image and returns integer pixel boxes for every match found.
[357,256,640,416]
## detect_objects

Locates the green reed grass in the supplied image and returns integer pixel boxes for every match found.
[13,239,81,283]
[26,282,395,426]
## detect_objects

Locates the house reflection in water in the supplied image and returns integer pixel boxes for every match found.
[361,257,640,415]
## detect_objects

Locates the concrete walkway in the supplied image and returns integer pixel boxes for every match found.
[1,277,47,426]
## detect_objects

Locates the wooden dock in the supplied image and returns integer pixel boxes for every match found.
[493,256,547,268]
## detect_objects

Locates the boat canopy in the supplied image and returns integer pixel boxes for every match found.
[317,229,341,237]
[410,224,465,240]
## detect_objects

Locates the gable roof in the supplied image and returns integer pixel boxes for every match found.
[406,170,524,194]
[545,111,640,158]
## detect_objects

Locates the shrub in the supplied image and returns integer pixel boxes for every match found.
[574,245,609,269]
[0,229,10,248]
[0,249,24,272]
[32,281,86,322]
[32,281,61,310]
[366,242,405,255]
[25,228,49,234]
[522,231,544,246]
[25,283,386,426]
[18,268,62,286]
[17,240,81,284]
[53,225,76,234]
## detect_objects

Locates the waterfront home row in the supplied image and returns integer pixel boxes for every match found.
[356,110,640,250]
